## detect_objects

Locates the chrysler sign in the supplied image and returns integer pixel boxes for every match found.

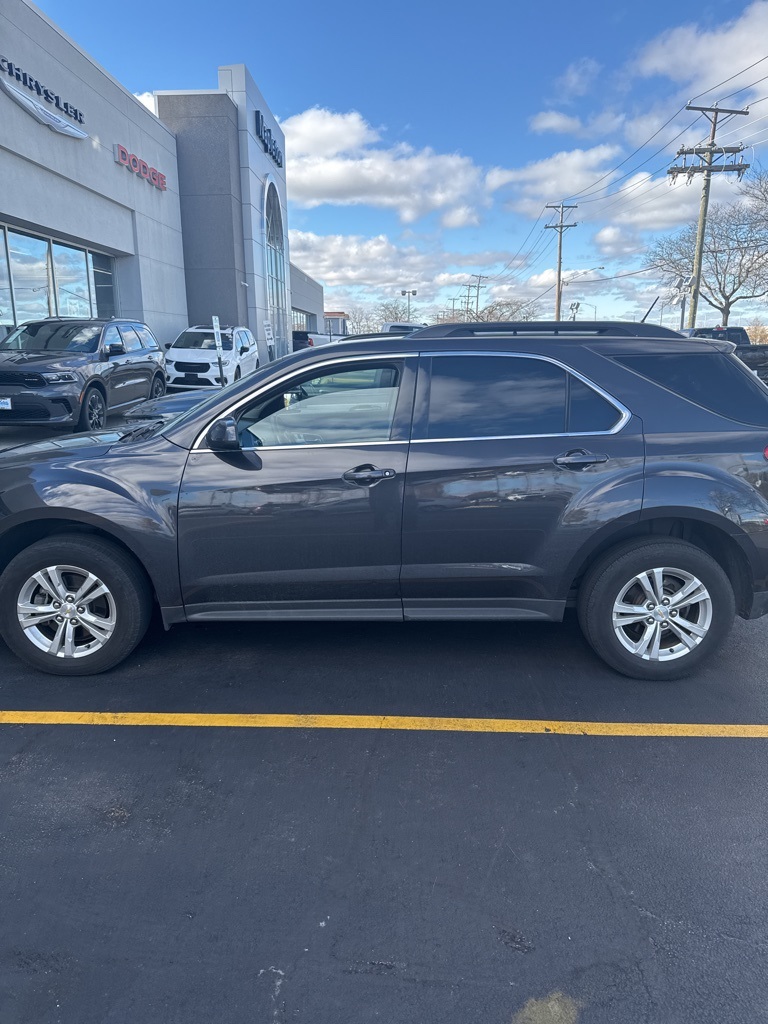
[0,55,87,138]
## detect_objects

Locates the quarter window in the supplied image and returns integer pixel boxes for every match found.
[134,325,159,351]
[237,363,401,448]
[118,325,143,352]
[424,355,620,439]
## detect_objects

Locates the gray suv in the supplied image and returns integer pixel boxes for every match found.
[0,318,166,431]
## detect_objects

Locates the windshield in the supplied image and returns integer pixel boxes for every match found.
[0,322,101,353]
[171,330,233,352]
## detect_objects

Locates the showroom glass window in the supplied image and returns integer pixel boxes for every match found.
[265,183,288,357]
[52,243,90,318]
[423,355,619,439]
[8,231,55,322]
[0,225,116,326]
[0,232,13,336]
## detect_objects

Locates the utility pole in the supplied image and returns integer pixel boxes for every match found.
[545,203,578,321]
[471,274,487,318]
[464,282,474,320]
[668,103,750,328]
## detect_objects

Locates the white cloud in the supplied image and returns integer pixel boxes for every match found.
[556,58,601,98]
[288,231,512,302]
[283,108,485,225]
[593,225,641,258]
[633,2,768,104]
[281,108,379,158]
[134,92,156,114]
[487,144,622,215]
[530,111,583,135]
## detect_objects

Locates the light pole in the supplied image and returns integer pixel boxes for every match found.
[580,302,597,320]
[401,289,416,319]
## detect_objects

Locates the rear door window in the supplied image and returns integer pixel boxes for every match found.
[421,355,622,439]
[615,352,768,425]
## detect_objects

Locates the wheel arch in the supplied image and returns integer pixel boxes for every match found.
[566,513,754,617]
[0,515,169,618]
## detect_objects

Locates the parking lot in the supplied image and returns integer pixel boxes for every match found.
[1,491,767,1024]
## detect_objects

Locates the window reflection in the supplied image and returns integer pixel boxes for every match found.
[8,231,54,322]
[0,232,13,334]
[52,243,90,318]
[0,226,116,328]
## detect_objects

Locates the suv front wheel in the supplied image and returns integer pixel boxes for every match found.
[0,537,152,675]
[578,539,735,680]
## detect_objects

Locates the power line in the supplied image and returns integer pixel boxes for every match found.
[719,71,768,103]
[689,55,768,102]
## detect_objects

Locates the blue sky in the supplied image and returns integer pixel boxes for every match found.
[38,0,768,324]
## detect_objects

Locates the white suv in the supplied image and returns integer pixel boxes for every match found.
[165,325,260,389]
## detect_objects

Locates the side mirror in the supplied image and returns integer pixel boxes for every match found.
[107,341,125,357]
[206,416,240,451]
[239,346,248,356]
[164,340,173,350]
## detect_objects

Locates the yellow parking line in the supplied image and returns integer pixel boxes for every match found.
[0,710,767,737]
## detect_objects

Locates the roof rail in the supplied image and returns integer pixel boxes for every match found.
[409,321,684,339]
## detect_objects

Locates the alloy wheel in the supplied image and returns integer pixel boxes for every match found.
[612,566,713,662]
[17,564,117,659]
[86,391,105,430]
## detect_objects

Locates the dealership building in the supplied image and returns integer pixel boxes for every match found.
[0,0,324,356]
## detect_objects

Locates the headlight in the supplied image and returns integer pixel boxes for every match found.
[42,372,78,384]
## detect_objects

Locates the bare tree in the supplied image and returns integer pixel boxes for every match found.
[645,201,768,325]
[344,303,379,335]
[374,299,418,326]
[432,297,542,323]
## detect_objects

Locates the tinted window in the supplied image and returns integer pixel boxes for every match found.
[0,321,100,353]
[118,325,142,352]
[425,356,566,438]
[134,325,159,351]
[615,353,768,425]
[568,375,621,432]
[237,364,401,447]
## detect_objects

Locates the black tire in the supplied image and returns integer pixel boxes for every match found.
[150,375,166,400]
[0,536,152,676]
[77,385,106,432]
[577,539,735,680]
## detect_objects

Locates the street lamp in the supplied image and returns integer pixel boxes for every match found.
[401,289,417,319]
[580,302,597,320]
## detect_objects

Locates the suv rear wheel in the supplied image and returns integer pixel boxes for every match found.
[577,539,735,680]
[0,537,152,676]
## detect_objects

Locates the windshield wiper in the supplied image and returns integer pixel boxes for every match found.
[117,419,165,443]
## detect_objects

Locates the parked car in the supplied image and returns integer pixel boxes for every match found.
[165,325,261,389]
[2,320,768,680]
[0,317,166,431]
[680,326,751,345]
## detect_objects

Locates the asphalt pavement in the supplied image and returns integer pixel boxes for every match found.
[1,606,768,1024]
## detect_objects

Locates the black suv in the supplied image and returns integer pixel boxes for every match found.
[1,320,768,680]
[0,318,167,430]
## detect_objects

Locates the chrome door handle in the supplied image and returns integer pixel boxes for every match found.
[343,464,397,486]
[554,449,609,468]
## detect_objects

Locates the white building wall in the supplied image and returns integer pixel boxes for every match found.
[0,0,188,343]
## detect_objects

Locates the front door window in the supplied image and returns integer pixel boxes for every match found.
[236,364,402,448]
